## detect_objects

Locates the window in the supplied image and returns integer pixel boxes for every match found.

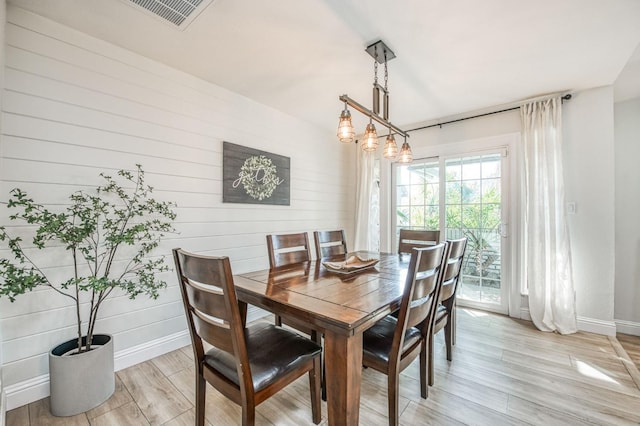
[395,159,439,234]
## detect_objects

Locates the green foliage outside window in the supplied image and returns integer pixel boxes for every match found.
[396,161,502,279]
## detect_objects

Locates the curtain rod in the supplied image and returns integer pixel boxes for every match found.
[406,93,572,133]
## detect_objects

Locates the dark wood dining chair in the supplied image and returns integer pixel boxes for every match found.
[265,232,319,336]
[173,248,322,426]
[397,229,441,255]
[264,232,323,394]
[362,243,449,426]
[313,229,348,259]
[429,237,468,386]
[266,232,311,268]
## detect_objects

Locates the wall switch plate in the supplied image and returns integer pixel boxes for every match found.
[567,202,576,214]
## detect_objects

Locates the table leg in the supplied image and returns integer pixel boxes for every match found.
[323,330,363,426]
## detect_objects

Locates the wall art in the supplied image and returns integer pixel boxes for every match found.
[222,142,290,205]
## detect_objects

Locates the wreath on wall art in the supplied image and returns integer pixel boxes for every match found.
[239,155,280,200]
[223,141,290,206]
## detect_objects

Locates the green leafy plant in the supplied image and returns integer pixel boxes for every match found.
[445,185,501,278]
[0,165,176,353]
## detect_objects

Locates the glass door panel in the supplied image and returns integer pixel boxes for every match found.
[444,154,504,309]
[395,160,439,234]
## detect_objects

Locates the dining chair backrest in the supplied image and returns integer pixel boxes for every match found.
[439,238,468,303]
[266,233,311,268]
[397,243,449,340]
[313,230,348,259]
[172,249,250,386]
[397,229,441,255]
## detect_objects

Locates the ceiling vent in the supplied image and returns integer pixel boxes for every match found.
[125,0,214,29]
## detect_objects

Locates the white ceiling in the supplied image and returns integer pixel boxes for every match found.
[8,0,640,132]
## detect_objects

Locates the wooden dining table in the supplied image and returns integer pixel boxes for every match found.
[233,251,410,426]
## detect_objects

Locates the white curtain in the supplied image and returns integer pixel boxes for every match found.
[521,97,577,334]
[353,146,376,251]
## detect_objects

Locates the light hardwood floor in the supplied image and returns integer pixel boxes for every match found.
[6,309,640,425]
[618,333,640,371]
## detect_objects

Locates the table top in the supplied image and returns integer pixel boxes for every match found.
[234,251,410,336]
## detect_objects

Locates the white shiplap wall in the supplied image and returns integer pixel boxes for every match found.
[0,0,6,423]
[0,6,355,409]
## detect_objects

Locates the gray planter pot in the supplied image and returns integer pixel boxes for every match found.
[48,334,115,417]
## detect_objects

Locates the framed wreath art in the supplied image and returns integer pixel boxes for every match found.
[222,142,290,205]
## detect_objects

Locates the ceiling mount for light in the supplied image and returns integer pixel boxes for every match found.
[337,40,412,163]
[365,40,396,63]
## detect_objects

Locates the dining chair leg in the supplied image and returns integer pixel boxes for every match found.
[387,373,400,426]
[428,333,435,387]
[308,329,327,402]
[444,321,453,361]
[419,340,428,399]
[241,401,256,426]
[452,302,457,346]
[275,314,283,327]
[309,356,322,424]
[196,374,206,426]
[321,360,327,401]
[444,301,454,361]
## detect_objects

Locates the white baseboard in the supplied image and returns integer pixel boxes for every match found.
[519,308,616,336]
[520,308,532,321]
[4,375,49,411]
[615,319,640,336]
[114,330,190,372]
[5,330,191,411]
[577,316,617,336]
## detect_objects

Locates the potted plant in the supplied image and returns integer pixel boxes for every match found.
[0,165,176,416]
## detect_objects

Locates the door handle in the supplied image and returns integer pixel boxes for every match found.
[500,223,508,237]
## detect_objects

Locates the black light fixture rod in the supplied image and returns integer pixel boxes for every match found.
[339,94,410,138]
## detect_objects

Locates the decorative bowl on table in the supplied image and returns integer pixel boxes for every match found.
[322,255,379,275]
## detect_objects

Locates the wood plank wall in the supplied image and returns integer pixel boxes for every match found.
[0,0,5,423]
[0,6,355,408]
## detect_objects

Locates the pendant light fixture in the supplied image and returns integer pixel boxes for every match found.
[336,40,412,162]
[337,101,355,143]
[383,130,398,159]
[397,137,413,163]
[362,119,378,151]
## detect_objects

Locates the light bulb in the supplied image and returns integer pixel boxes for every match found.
[383,132,397,159]
[337,108,355,143]
[362,121,378,151]
[397,140,413,163]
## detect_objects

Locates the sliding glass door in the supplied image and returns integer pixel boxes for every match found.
[393,149,509,313]
[395,159,440,232]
